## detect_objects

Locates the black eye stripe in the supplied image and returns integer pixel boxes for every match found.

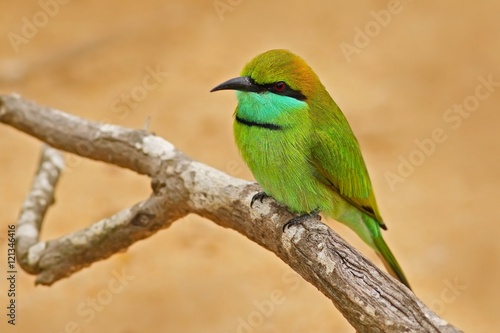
[248,77,307,101]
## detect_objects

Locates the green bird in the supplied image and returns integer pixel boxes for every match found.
[211,49,411,290]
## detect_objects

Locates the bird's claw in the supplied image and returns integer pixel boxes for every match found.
[250,191,270,208]
[283,209,321,231]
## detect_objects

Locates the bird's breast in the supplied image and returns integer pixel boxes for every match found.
[233,118,326,213]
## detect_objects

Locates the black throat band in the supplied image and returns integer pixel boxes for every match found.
[235,115,283,131]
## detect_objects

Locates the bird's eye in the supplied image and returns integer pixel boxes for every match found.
[273,81,286,92]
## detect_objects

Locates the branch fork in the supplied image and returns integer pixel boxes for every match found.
[0,94,462,333]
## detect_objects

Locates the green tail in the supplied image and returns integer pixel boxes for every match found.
[373,234,412,290]
[324,184,412,290]
[350,214,411,290]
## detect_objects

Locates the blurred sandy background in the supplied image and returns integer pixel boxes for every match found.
[1,1,499,332]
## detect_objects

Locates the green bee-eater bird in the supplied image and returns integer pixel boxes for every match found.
[211,49,411,290]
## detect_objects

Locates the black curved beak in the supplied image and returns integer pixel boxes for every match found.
[210,76,261,93]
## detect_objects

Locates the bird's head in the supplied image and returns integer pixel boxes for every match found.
[211,49,325,103]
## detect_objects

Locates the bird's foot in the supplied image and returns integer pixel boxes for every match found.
[283,209,321,231]
[250,191,270,208]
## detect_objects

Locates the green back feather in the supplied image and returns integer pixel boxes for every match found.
[309,95,386,228]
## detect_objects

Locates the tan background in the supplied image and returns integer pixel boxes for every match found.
[1,1,499,332]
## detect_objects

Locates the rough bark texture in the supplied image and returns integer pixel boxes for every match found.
[0,94,463,333]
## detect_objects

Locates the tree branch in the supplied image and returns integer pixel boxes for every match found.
[0,94,462,333]
[16,145,64,274]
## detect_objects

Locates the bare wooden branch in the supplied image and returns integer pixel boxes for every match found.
[0,94,463,333]
[16,145,64,274]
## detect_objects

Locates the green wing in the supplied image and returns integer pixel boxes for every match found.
[309,102,386,229]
